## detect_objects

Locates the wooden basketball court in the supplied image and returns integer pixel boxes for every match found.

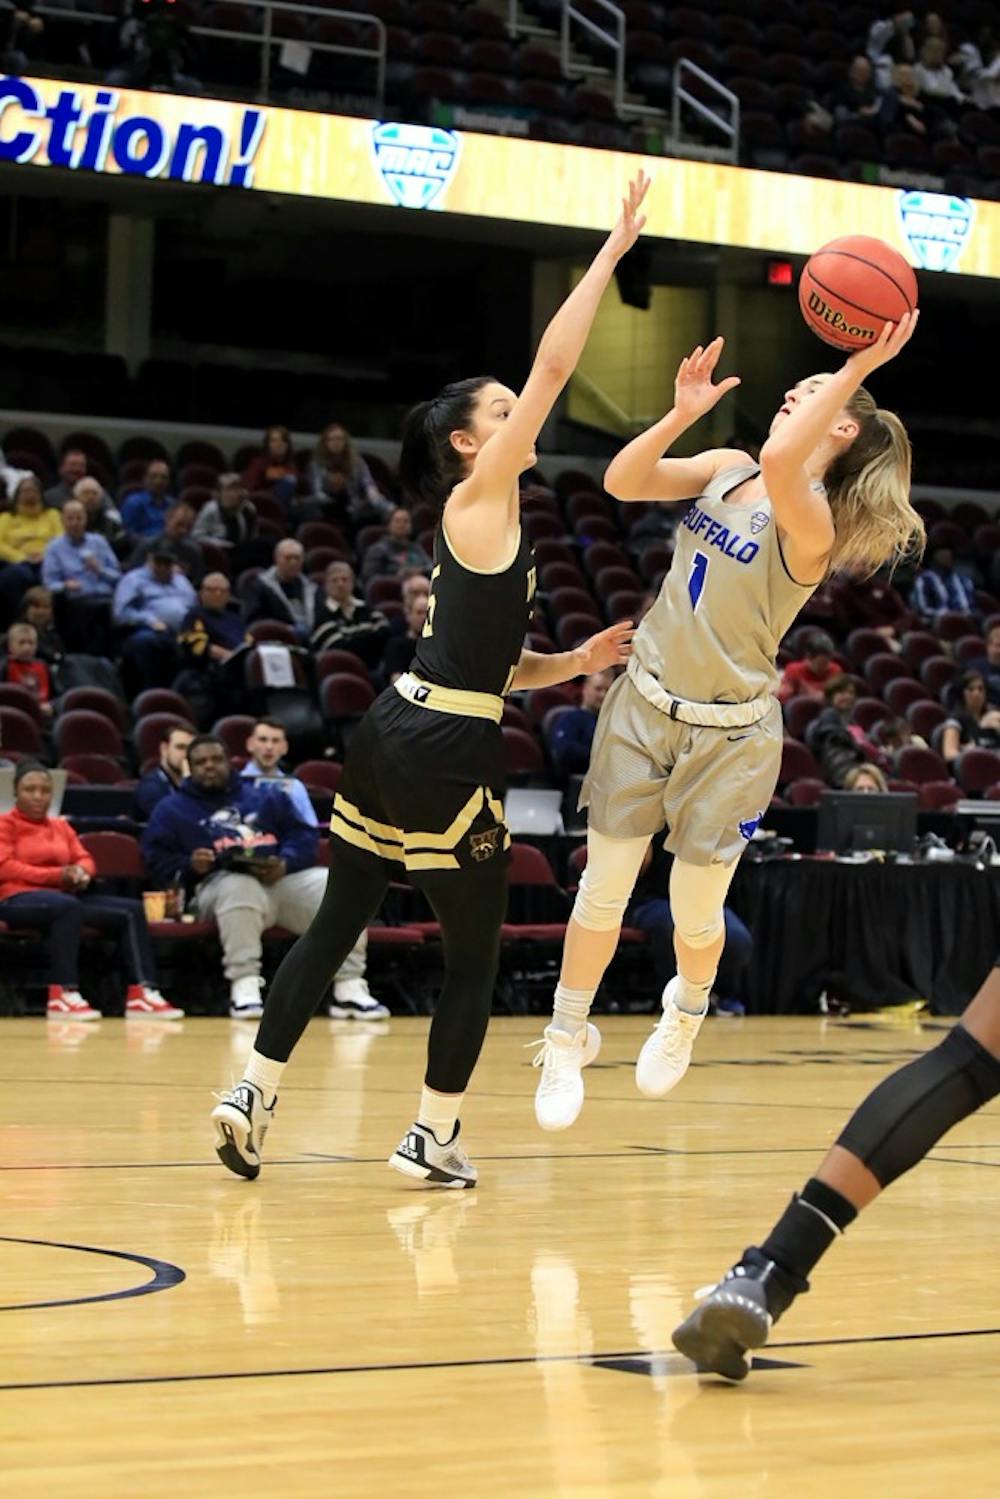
[3,1013,998,1496]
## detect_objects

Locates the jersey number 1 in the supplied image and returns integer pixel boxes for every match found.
[688,551,709,611]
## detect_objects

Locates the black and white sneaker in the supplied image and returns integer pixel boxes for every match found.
[388,1121,477,1189]
[671,1251,805,1381]
[211,1081,276,1180]
[327,979,390,1020]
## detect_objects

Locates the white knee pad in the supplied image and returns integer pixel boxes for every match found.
[572,830,650,932]
[668,857,736,949]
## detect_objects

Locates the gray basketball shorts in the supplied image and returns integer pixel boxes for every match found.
[580,673,783,866]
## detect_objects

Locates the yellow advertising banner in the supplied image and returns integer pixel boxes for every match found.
[0,75,993,277]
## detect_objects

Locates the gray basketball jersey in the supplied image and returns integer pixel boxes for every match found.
[633,463,819,705]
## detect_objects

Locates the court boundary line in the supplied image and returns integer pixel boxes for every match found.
[3,1325,998,1393]
[0,1235,185,1312]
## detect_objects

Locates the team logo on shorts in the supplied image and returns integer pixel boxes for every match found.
[370,122,461,211]
[897,190,974,273]
[738,811,764,841]
[749,511,770,535]
[469,827,501,862]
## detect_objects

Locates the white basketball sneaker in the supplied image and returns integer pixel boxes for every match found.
[635,977,707,1098]
[532,1022,602,1131]
[388,1121,477,1189]
[212,1081,276,1180]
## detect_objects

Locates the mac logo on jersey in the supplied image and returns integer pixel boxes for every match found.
[898,190,974,273]
[370,122,461,210]
[750,511,770,535]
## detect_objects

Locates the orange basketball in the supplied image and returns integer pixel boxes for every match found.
[798,235,918,352]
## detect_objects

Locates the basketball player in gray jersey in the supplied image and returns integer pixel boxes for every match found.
[534,317,923,1130]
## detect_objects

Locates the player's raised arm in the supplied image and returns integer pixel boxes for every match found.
[603,337,744,503]
[450,172,650,512]
[758,313,918,572]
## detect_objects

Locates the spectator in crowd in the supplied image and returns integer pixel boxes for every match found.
[0,621,54,719]
[44,449,87,508]
[120,459,175,540]
[382,591,430,682]
[75,476,125,548]
[173,571,248,727]
[310,560,390,667]
[911,546,978,624]
[968,623,1000,707]
[777,632,845,703]
[361,507,432,584]
[940,670,1000,765]
[2,0,44,73]
[868,8,917,89]
[19,586,65,665]
[548,671,612,778]
[247,539,317,639]
[107,0,200,92]
[915,34,965,105]
[0,759,182,1021]
[883,61,932,135]
[240,718,318,827]
[0,476,63,624]
[192,473,260,572]
[627,842,751,1016]
[307,422,392,528]
[873,716,926,761]
[0,445,33,503]
[807,675,880,786]
[41,498,121,647]
[127,500,203,584]
[844,763,889,792]
[963,27,1000,109]
[142,735,378,1020]
[834,54,889,125]
[134,723,195,819]
[386,571,430,640]
[242,425,299,507]
[112,541,197,694]
[832,569,910,642]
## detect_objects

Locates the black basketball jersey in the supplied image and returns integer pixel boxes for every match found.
[411,520,537,697]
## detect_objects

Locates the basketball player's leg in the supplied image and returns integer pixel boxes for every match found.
[212,843,391,1179]
[672,960,1000,1380]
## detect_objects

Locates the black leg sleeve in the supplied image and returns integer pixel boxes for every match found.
[255,848,391,1063]
[837,1024,1000,1188]
[415,859,509,1096]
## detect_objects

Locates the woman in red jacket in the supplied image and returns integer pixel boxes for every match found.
[0,761,182,1020]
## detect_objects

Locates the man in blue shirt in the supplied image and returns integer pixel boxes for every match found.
[41,498,121,653]
[120,459,176,540]
[549,671,612,779]
[143,735,378,1019]
[240,719,318,827]
[911,546,978,625]
[112,542,197,694]
[134,722,195,819]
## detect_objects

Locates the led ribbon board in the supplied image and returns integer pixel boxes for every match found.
[1,76,996,277]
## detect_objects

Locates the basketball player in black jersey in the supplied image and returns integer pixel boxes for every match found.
[672,958,1000,1379]
[212,172,650,1187]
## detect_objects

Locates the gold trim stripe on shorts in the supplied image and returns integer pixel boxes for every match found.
[331,786,508,872]
[393,671,504,724]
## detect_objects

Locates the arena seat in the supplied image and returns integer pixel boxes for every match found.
[920,656,959,699]
[0,683,46,727]
[211,715,256,760]
[786,777,826,807]
[502,726,545,779]
[956,748,1000,796]
[780,737,820,786]
[293,760,343,794]
[320,674,376,721]
[53,709,121,763]
[58,688,129,732]
[314,650,370,684]
[133,714,191,768]
[906,700,947,740]
[851,697,891,734]
[896,746,950,786]
[555,613,600,651]
[918,780,962,811]
[883,679,926,716]
[133,689,195,722]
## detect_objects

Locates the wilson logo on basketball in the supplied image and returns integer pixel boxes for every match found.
[804,291,877,345]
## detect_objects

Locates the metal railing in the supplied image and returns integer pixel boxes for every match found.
[671,58,739,165]
[32,0,386,113]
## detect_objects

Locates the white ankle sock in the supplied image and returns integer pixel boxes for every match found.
[674,973,712,1016]
[552,982,595,1036]
[244,1048,285,1101]
[418,1085,463,1144]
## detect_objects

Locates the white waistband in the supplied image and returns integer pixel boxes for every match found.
[627,657,773,729]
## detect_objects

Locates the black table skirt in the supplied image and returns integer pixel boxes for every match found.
[728,859,1000,1016]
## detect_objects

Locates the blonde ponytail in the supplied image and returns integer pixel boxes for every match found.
[823,386,925,577]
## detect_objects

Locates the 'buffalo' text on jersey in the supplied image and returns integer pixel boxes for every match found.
[412,519,537,698]
[634,463,819,705]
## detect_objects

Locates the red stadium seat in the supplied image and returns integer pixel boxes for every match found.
[293,760,343,794]
[919,656,959,699]
[0,682,45,726]
[60,754,131,785]
[780,737,820,786]
[883,678,926,716]
[314,650,370,684]
[527,684,579,723]
[501,726,544,777]
[548,587,600,621]
[366,575,403,607]
[955,635,986,663]
[786,776,826,807]
[531,541,577,570]
[605,590,643,621]
[58,687,129,732]
[896,745,950,786]
[852,697,892,733]
[900,631,941,674]
[211,714,257,760]
[864,653,910,696]
[784,696,823,740]
[53,709,121,762]
[296,521,348,553]
[133,689,195,722]
[936,610,978,643]
[248,620,298,645]
[556,613,600,650]
[594,565,642,597]
[638,543,672,584]
[320,674,376,720]
[845,628,889,670]
[502,702,532,734]
[906,700,947,740]
[566,492,613,528]
[918,780,962,811]
[540,562,584,592]
[582,543,628,578]
[524,513,566,543]
[956,748,1000,796]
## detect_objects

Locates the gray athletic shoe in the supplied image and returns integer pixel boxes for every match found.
[388,1121,477,1189]
[672,1251,804,1380]
[212,1081,276,1180]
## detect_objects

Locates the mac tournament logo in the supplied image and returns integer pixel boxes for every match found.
[897,190,974,273]
[750,511,770,535]
[370,122,461,210]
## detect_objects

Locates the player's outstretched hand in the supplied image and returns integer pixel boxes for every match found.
[673,336,741,421]
[574,619,635,675]
[847,310,918,378]
[604,171,650,262]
